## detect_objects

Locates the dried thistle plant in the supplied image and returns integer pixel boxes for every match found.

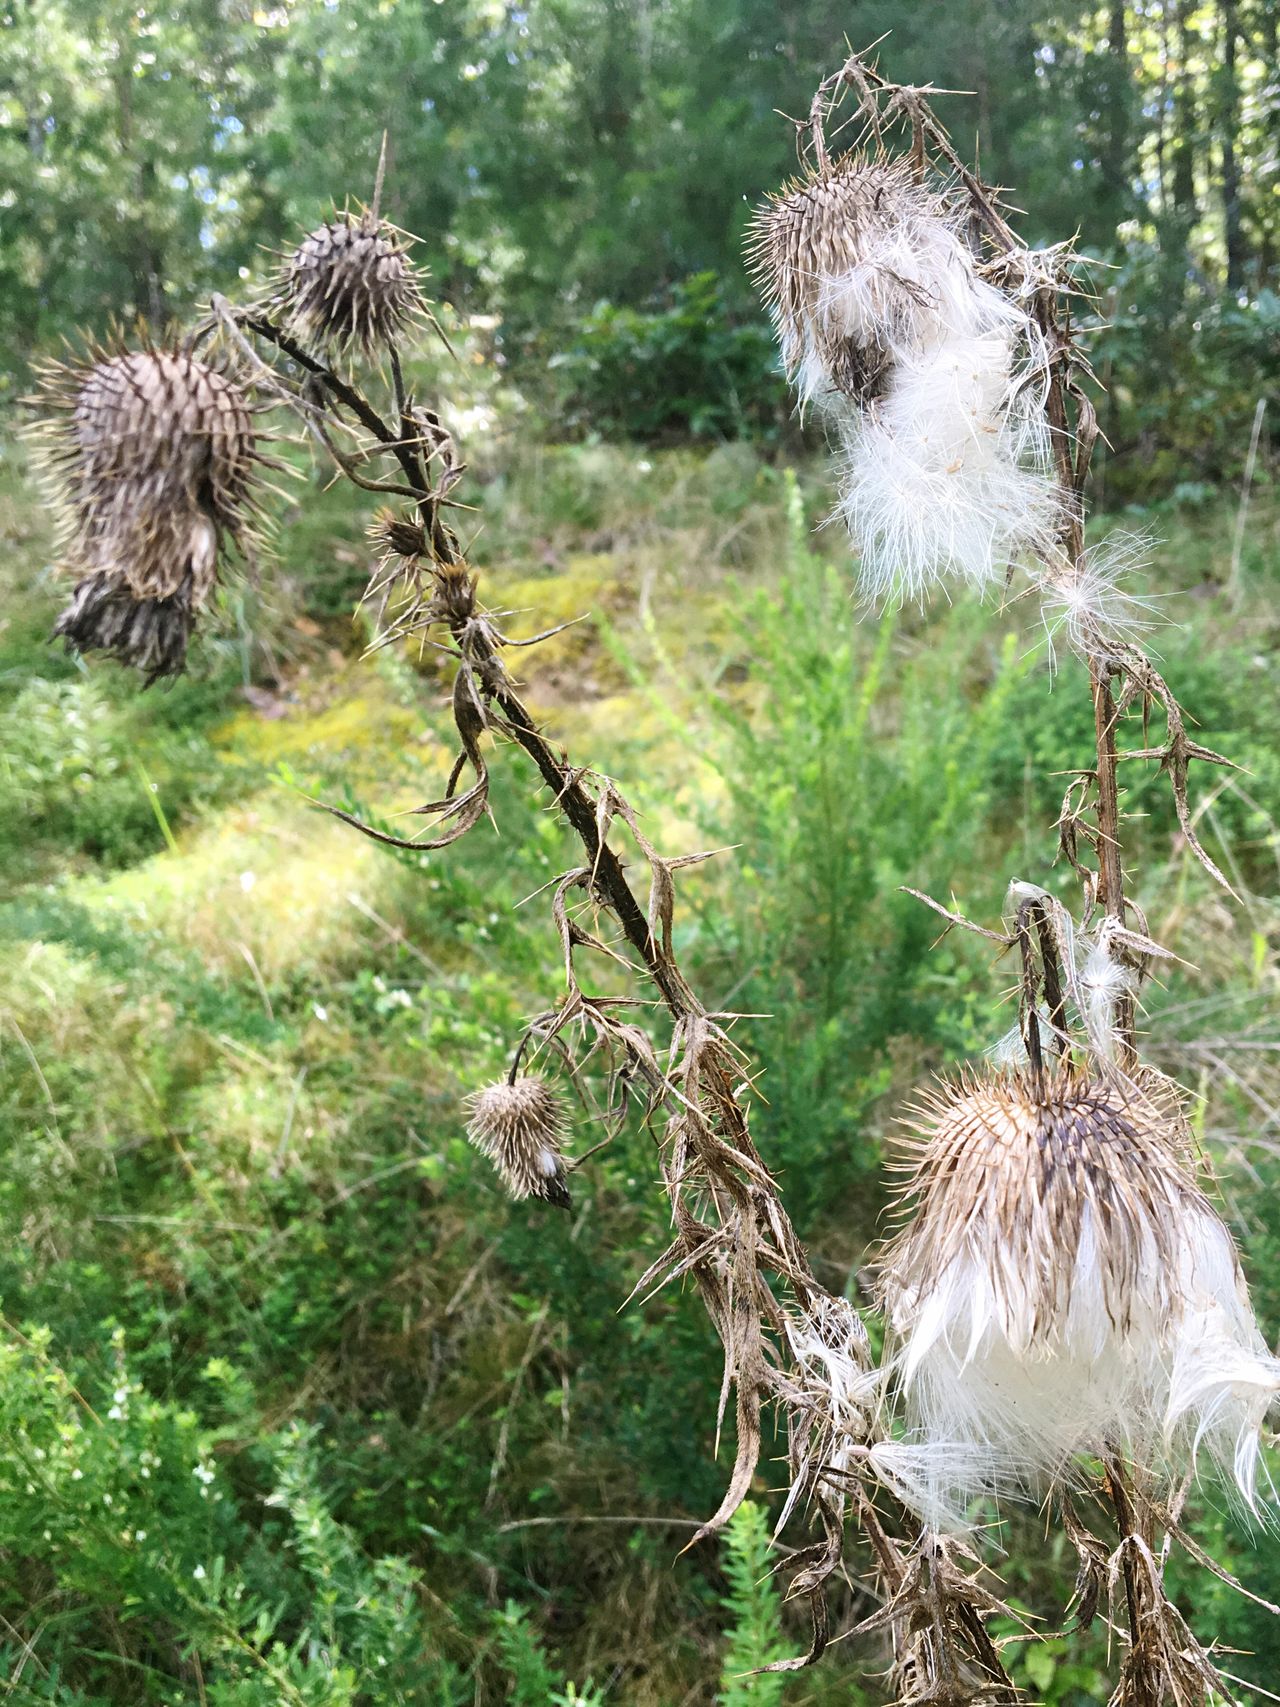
[278,206,427,355]
[880,1058,1279,1529]
[26,56,1277,1707]
[747,123,1060,602]
[465,1074,573,1209]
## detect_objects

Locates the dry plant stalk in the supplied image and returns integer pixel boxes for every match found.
[24,54,1278,1707]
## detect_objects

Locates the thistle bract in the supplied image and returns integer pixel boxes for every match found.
[465,1075,572,1209]
[878,1067,1280,1530]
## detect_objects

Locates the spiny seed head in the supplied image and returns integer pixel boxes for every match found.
[883,1065,1195,1334]
[283,208,425,354]
[464,1075,571,1209]
[52,573,199,683]
[746,154,936,404]
[878,1063,1280,1525]
[28,340,268,680]
[369,507,428,564]
[429,560,478,625]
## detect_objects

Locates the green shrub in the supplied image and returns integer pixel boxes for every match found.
[550,273,785,443]
[1093,257,1280,504]
[716,1501,786,1705]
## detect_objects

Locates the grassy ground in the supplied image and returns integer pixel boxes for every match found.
[0,432,1277,1704]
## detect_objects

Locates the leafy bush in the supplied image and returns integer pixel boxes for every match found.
[1093,256,1280,504]
[692,475,1041,1230]
[550,272,786,443]
[0,440,1275,1702]
[716,1501,786,1704]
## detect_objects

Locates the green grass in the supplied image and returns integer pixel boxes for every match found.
[0,434,1277,1702]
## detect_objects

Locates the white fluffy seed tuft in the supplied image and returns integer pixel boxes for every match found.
[835,336,1059,602]
[749,152,1060,601]
[1039,529,1163,666]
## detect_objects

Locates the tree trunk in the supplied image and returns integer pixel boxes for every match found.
[1258,0,1279,285]
[1171,0,1197,217]
[1219,0,1246,290]
[1100,0,1132,228]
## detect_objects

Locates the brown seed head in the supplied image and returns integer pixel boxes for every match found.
[283,208,425,353]
[880,1066,1202,1340]
[465,1075,572,1209]
[429,560,478,625]
[745,153,947,403]
[28,342,266,679]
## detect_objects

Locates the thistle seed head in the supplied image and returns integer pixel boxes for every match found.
[879,1065,1280,1526]
[28,341,267,680]
[464,1075,572,1209]
[884,1067,1194,1341]
[282,208,425,354]
[429,560,479,625]
[747,154,1004,411]
[747,156,916,406]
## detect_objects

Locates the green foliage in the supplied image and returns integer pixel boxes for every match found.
[716,1501,786,1705]
[3,2,1278,493]
[0,1329,467,1705]
[491,1604,605,1705]
[695,475,1037,1228]
[0,672,244,870]
[1095,263,1280,502]
[551,273,784,442]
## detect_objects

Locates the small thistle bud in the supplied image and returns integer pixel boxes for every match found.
[282,208,425,354]
[429,561,478,625]
[369,508,428,564]
[878,1066,1280,1528]
[465,1075,572,1209]
[29,342,267,680]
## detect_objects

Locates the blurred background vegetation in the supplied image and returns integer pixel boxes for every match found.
[0,2,1278,1703]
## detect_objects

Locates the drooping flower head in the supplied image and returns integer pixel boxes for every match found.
[878,1065,1279,1531]
[748,152,1059,602]
[29,340,268,680]
[465,1074,572,1209]
[281,207,426,355]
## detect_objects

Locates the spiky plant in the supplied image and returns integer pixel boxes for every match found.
[279,207,426,355]
[749,49,1275,1707]
[465,1075,573,1209]
[22,57,1276,1707]
[29,340,269,679]
[747,149,1059,601]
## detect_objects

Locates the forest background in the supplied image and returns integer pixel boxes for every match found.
[0,2,1278,1702]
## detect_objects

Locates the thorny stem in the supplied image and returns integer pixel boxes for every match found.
[802,50,1240,1705]
[221,138,1041,1699]
[808,53,1153,1065]
[1106,1456,1161,1707]
[473,637,702,1021]
[230,300,703,1026]
[1091,665,1137,1062]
